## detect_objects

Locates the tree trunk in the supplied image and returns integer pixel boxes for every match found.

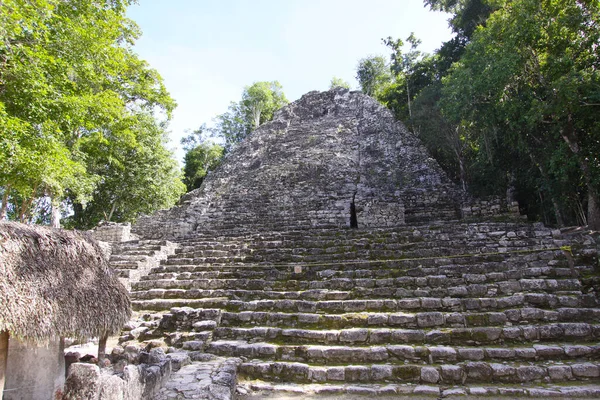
[530,154,565,226]
[0,185,9,221]
[560,115,600,229]
[0,331,8,397]
[18,184,38,223]
[406,79,412,118]
[107,202,117,222]
[51,197,61,228]
[97,334,108,367]
[588,190,600,230]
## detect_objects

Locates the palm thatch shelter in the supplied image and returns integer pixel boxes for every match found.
[0,222,131,400]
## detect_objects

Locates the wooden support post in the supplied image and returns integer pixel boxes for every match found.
[97,334,108,368]
[0,331,9,399]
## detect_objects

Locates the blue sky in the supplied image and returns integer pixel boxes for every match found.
[127,1,453,161]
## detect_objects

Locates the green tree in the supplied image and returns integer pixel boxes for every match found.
[424,0,497,40]
[212,81,288,151]
[0,0,179,228]
[71,113,185,228]
[384,33,423,118]
[242,81,288,129]
[355,56,392,98]
[181,126,224,191]
[440,0,600,228]
[329,77,351,89]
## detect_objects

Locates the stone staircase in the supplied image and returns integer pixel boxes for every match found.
[123,222,600,397]
[109,239,178,289]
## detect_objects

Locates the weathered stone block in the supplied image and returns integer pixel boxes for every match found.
[420,367,440,383]
[516,365,546,382]
[572,363,600,378]
[416,312,444,328]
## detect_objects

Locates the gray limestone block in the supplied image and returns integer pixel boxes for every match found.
[391,329,425,343]
[560,322,592,338]
[440,365,464,383]
[485,348,515,359]
[548,365,573,381]
[465,362,493,380]
[416,312,444,328]
[62,363,101,400]
[166,353,191,372]
[533,344,564,358]
[420,366,440,384]
[516,365,546,382]
[308,367,327,382]
[371,364,393,381]
[388,312,416,326]
[345,365,370,382]
[413,385,440,396]
[429,346,457,362]
[490,363,516,380]
[339,328,369,343]
[571,363,600,378]
[457,347,485,361]
[515,347,536,359]
[326,366,345,381]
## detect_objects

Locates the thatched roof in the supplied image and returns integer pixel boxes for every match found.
[0,222,131,341]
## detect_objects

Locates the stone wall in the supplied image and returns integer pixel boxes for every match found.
[462,197,521,219]
[4,338,65,400]
[62,346,172,400]
[90,222,133,243]
[133,89,464,239]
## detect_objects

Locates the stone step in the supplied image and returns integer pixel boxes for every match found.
[132,294,599,313]
[117,249,158,256]
[216,308,600,329]
[172,236,561,259]
[131,289,588,314]
[238,359,600,385]
[237,380,600,398]
[146,261,587,282]
[157,251,577,273]
[110,255,148,262]
[161,245,567,265]
[133,288,355,302]
[177,222,549,243]
[111,262,141,270]
[131,276,583,295]
[213,323,600,346]
[140,264,578,282]
[208,340,600,364]
[117,245,164,252]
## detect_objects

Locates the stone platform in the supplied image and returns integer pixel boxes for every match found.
[112,221,600,398]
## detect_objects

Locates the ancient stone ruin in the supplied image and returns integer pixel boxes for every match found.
[107,88,599,399]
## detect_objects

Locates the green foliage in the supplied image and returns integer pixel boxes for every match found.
[211,81,288,152]
[69,113,185,228]
[355,56,392,97]
[0,0,182,227]
[329,77,351,89]
[439,0,600,227]
[242,81,288,129]
[181,127,224,191]
[424,0,497,39]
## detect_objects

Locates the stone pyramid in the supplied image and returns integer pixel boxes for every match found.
[134,88,470,239]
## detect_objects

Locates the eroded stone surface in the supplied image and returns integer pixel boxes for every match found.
[134,89,476,239]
